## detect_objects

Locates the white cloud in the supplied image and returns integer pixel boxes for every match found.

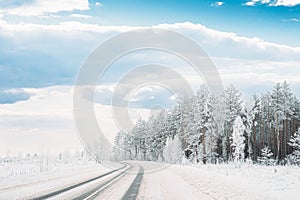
[0,0,90,16]
[275,0,300,6]
[0,20,299,92]
[154,22,300,60]
[95,2,102,7]
[0,86,78,154]
[70,13,92,19]
[245,0,300,6]
[282,18,299,22]
[1,20,299,58]
[244,1,256,6]
[211,57,300,94]
[0,86,151,154]
[0,19,136,34]
[211,1,224,7]
[0,20,299,89]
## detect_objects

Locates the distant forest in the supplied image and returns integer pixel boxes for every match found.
[114,81,300,165]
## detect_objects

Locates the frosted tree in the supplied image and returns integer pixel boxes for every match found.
[270,82,284,160]
[281,81,294,159]
[195,85,210,164]
[231,116,245,162]
[132,118,147,160]
[241,105,252,160]
[163,135,182,164]
[210,94,226,163]
[113,130,128,160]
[287,128,300,165]
[223,84,242,161]
[247,95,263,161]
[258,146,274,166]
[291,97,300,139]
[165,109,179,140]
[178,95,196,162]
[195,86,218,164]
[148,111,168,161]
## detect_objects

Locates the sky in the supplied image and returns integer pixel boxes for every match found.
[0,0,299,155]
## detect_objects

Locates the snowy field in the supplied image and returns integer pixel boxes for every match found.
[0,161,123,199]
[0,160,299,199]
[176,163,300,200]
[133,161,300,200]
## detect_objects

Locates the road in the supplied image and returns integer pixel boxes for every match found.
[27,161,213,200]
[1,161,298,200]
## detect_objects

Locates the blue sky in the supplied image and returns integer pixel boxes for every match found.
[87,0,300,46]
[0,0,300,154]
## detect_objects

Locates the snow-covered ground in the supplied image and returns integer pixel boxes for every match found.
[0,161,123,199]
[0,160,299,199]
[187,163,300,200]
[138,161,300,200]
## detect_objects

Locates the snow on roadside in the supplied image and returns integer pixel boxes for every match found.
[0,161,124,199]
[135,160,299,200]
[171,162,300,200]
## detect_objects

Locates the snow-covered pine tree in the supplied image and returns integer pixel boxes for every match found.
[152,111,168,161]
[270,82,285,161]
[163,135,182,164]
[281,81,294,159]
[231,115,245,162]
[258,146,274,166]
[163,107,182,163]
[203,94,219,164]
[131,118,147,160]
[287,128,300,165]
[291,97,300,142]
[223,84,242,161]
[165,109,178,140]
[250,94,261,161]
[260,93,272,153]
[113,130,128,160]
[196,85,210,164]
[242,99,253,161]
[210,94,226,163]
[178,95,196,162]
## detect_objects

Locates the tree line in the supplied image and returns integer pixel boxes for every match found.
[113,81,300,165]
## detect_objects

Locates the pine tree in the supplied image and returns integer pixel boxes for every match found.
[270,82,284,160]
[223,84,242,161]
[231,116,245,162]
[195,85,210,164]
[250,94,261,161]
[163,135,182,164]
[178,95,195,162]
[287,128,300,165]
[258,146,274,166]
[281,81,294,158]
[210,94,226,162]
[113,130,128,160]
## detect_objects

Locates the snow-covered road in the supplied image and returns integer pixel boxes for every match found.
[0,161,299,200]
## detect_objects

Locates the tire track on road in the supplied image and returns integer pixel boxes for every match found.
[74,163,133,200]
[121,165,144,200]
[30,163,127,200]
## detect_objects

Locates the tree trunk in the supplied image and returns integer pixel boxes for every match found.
[276,113,280,161]
[253,123,257,161]
[202,127,207,164]
[268,111,271,147]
